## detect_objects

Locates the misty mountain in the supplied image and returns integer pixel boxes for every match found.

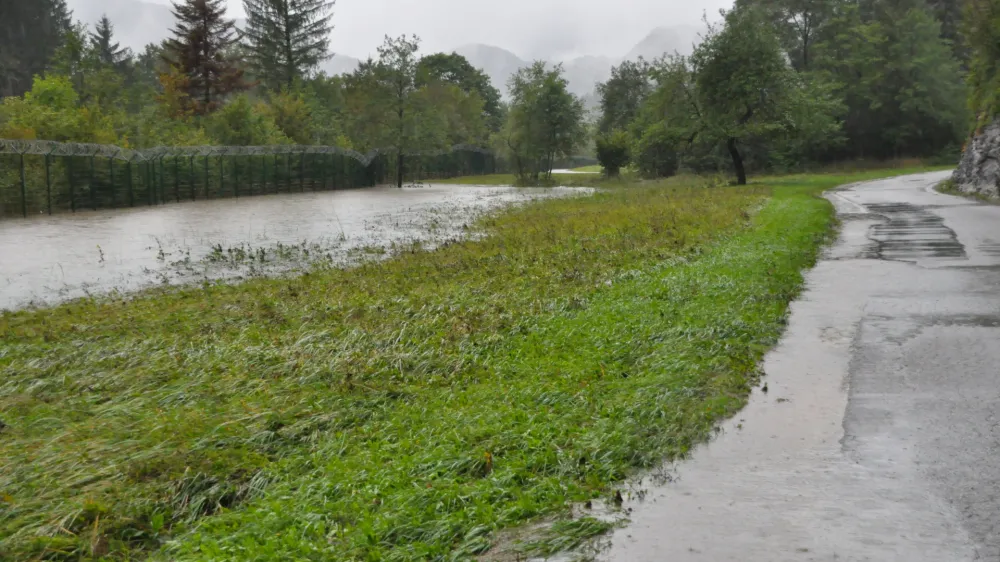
[453,44,528,93]
[456,27,701,104]
[625,25,700,61]
[67,0,700,105]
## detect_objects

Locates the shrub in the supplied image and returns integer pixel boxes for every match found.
[595,130,631,177]
[634,122,680,178]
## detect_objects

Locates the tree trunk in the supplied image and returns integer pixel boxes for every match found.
[727,137,747,185]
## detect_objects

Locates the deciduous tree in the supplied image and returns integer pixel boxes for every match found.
[503,62,586,183]
[417,53,503,132]
[596,59,652,134]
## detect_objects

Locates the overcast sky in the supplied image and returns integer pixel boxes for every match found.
[72,0,732,60]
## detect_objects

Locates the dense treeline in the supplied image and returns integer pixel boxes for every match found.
[965,0,1000,128]
[0,0,507,188]
[0,0,976,189]
[595,0,970,183]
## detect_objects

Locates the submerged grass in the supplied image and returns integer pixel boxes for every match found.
[0,168,935,561]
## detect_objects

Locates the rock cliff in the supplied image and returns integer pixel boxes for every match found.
[953,120,1000,198]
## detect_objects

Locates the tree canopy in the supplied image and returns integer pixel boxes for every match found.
[242,0,336,91]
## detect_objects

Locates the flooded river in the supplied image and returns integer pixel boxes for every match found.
[0,184,585,310]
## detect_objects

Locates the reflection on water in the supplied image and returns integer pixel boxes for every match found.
[0,184,585,310]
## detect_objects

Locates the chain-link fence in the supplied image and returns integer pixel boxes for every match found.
[0,140,500,219]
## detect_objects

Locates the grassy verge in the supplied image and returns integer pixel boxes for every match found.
[936,177,997,202]
[0,168,935,561]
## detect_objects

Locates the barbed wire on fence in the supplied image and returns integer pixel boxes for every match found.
[0,139,495,165]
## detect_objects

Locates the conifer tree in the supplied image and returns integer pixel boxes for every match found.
[163,0,246,114]
[242,0,336,91]
[0,0,73,97]
[89,15,130,69]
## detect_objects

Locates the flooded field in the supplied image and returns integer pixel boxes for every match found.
[0,183,585,310]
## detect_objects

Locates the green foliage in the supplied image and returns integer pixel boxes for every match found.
[501,62,587,183]
[263,89,315,144]
[418,52,504,132]
[815,1,966,156]
[88,15,131,71]
[597,59,653,134]
[0,74,117,143]
[736,0,836,71]
[595,130,631,177]
[964,0,1000,127]
[633,122,682,178]
[0,0,72,97]
[205,94,291,145]
[605,0,967,178]
[692,7,803,184]
[163,0,246,115]
[242,0,335,91]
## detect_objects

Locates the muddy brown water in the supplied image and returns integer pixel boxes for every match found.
[0,184,585,311]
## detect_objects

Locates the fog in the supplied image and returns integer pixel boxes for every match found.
[65,0,731,60]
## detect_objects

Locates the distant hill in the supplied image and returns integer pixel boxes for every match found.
[625,26,701,61]
[453,44,528,93]
[456,27,702,103]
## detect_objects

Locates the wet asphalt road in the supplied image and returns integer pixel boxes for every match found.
[598,171,1000,561]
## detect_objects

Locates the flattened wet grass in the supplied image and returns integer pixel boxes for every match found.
[0,169,935,560]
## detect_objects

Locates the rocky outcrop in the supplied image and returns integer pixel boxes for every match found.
[953,120,1000,198]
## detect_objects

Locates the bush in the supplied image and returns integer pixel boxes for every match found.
[205,95,291,146]
[634,122,680,178]
[595,130,631,177]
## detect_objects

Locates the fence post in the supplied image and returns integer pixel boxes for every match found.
[89,155,97,211]
[158,157,166,204]
[219,155,224,197]
[45,153,52,215]
[321,153,328,190]
[286,153,291,192]
[127,160,134,207]
[274,154,279,193]
[248,155,254,196]
[299,153,305,191]
[108,157,116,209]
[203,156,209,200]
[234,155,240,198]
[173,156,180,203]
[147,161,154,206]
[19,153,27,218]
[68,157,75,212]
[189,155,195,201]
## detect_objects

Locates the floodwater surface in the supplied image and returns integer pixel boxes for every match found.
[0,183,584,310]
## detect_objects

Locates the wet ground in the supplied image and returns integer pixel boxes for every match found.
[598,171,999,561]
[0,184,583,310]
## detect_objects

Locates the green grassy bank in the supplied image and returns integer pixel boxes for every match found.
[1,168,933,560]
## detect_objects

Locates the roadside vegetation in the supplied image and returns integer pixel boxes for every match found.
[1,166,940,560]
